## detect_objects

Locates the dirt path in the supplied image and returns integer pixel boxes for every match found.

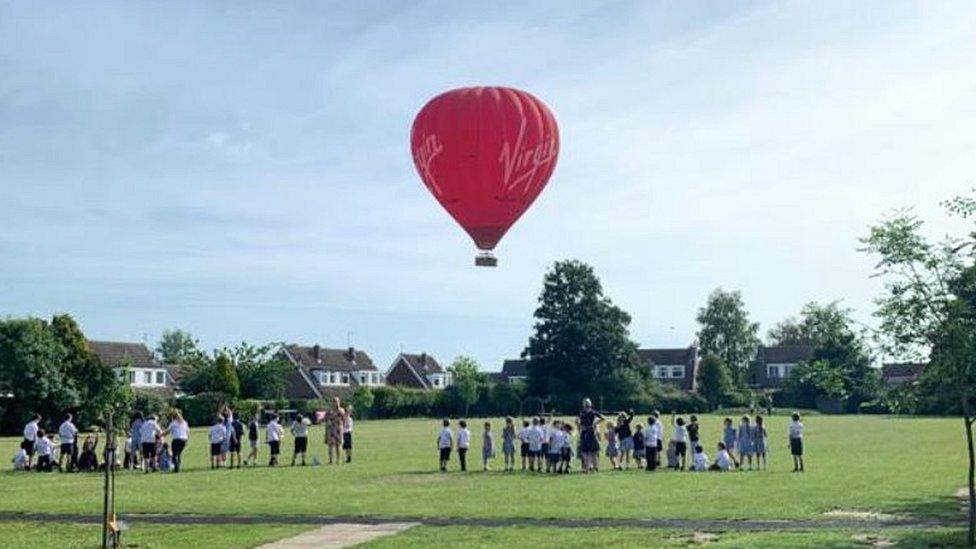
[0,511,963,531]
[258,522,418,549]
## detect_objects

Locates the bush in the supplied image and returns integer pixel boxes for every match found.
[176,392,233,426]
[131,390,170,420]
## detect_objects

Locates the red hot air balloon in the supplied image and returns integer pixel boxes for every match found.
[410,87,559,266]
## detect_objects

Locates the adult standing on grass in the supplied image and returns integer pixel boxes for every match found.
[164,409,189,473]
[578,398,604,473]
[324,407,342,465]
[130,412,144,470]
[58,413,78,472]
[22,413,41,471]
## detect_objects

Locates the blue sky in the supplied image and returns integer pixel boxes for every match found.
[2,1,975,371]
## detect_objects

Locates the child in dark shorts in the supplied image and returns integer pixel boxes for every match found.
[632,424,646,469]
[519,419,530,471]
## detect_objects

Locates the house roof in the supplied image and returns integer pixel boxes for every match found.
[882,362,925,379]
[401,353,443,375]
[757,345,816,364]
[501,359,528,378]
[88,340,158,369]
[283,345,377,372]
[637,348,695,366]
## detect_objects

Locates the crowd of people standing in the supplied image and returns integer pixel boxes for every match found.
[436,399,807,474]
[12,397,356,473]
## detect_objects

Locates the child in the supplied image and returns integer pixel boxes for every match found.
[35,430,53,472]
[631,424,646,469]
[604,421,619,470]
[140,414,161,473]
[457,420,470,472]
[645,416,659,471]
[158,442,172,472]
[691,445,708,471]
[615,410,634,470]
[518,419,530,471]
[78,433,99,472]
[539,417,550,459]
[546,420,562,473]
[666,439,679,470]
[502,417,516,472]
[652,411,664,469]
[437,419,453,472]
[687,415,700,456]
[483,421,495,471]
[123,432,133,470]
[245,415,260,467]
[754,415,768,471]
[526,417,543,472]
[58,413,79,472]
[672,415,688,470]
[789,412,804,472]
[267,413,284,467]
[209,415,226,469]
[710,442,733,471]
[290,413,310,467]
[12,448,27,471]
[722,417,739,468]
[560,424,574,474]
[130,412,144,471]
[230,415,245,469]
[737,416,753,470]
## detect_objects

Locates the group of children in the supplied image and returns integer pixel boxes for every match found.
[14,397,358,474]
[436,412,806,474]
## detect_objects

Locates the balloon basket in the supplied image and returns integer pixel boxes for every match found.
[475,252,497,267]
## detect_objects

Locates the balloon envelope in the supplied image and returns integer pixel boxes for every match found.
[410,86,559,252]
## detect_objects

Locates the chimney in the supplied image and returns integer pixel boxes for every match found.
[420,353,427,367]
[347,346,356,366]
[313,345,322,363]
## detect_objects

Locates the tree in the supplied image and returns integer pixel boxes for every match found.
[785,359,848,409]
[0,317,80,433]
[212,353,240,398]
[860,197,976,545]
[523,260,646,410]
[696,353,732,410]
[51,314,127,426]
[448,356,484,416]
[351,386,374,418]
[768,301,854,346]
[695,288,760,386]
[156,329,205,365]
[223,342,291,400]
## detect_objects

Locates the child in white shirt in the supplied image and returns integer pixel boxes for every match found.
[789,412,805,472]
[546,420,562,473]
[691,445,708,471]
[710,442,733,471]
[526,417,544,472]
[12,449,27,471]
[457,420,471,472]
[35,431,54,472]
[266,414,284,467]
[517,420,531,471]
[437,419,453,472]
[209,416,226,469]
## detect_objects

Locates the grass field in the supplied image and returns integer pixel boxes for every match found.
[1,414,971,547]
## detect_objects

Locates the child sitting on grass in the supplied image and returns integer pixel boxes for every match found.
[35,430,53,472]
[483,421,495,471]
[709,442,733,471]
[12,448,27,471]
[158,442,172,472]
[691,445,708,471]
[437,419,453,472]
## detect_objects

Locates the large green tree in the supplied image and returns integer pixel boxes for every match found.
[223,342,291,400]
[155,329,206,365]
[524,260,646,410]
[767,301,854,347]
[860,197,976,544]
[696,353,732,411]
[447,356,484,416]
[695,288,760,386]
[51,314,128,426]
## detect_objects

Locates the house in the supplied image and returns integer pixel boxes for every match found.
[496,359,528,384]
[278,344,383,400]
[637,347,700,391]
[385,353,452,389]
[882,362,925,387]
[88,340,175,391]
[749,345,817,388]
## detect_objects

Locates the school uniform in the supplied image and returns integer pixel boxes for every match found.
[632,431,645,460]
[483,431,496,461]
[231,420,245,452]
[291,419,310,453]
[615,415,634,453]
[753,425,767,456]
[209,424,226,456]
[644,423,659,470]
[517,427,530,457]
[457,428,471,471]
[715,449,733,471]
[652,420,664,466]
[540,424,551,457]
[560,432,573,465]
[526,426,544,457]
[547,430,562,466]
[692,450,709,471]
[140,419,160,460]
[36,437,53,471]
[248,421,260,450]
[502,426,516,457]
[437,427,453,462]
[21,420,39,456]
[342,416,354,450]
[673,424,688,462]
[267,421,283,456]
[59,420,78,469]
[12,449,27,471]
[737,423,753,455]
[723,426,737,453]
[789,421,804,456]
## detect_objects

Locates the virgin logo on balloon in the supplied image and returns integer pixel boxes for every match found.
[499,117,559,195]
[410,86,560,267]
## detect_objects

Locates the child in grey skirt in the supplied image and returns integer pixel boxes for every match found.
[483,421,496,471]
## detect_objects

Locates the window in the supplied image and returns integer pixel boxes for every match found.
[155,371,164,385]
[127,371,134,383]
[768,365,781,378]
[670,366,685,378]
[359,373,367,385]
[372,373,379,384]
[654,366,668,378]
[340,373,349,384]
[143,371,151,384]
[433,377,441,387]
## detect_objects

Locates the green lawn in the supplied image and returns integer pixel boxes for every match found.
[1,415,968,522]
[0,521,313,549]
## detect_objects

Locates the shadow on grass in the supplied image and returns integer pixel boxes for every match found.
[882,494,964,522]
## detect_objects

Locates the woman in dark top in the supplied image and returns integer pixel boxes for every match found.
[578,398,605,473]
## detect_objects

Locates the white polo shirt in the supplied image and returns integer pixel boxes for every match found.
[23,421,39,442]
[267,421,283,442]
[209,424,226,444]
[457,428,471,449]
[59,421,78,444]
[438,427,453,449]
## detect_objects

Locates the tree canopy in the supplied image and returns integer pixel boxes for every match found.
[695,288,760,386]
